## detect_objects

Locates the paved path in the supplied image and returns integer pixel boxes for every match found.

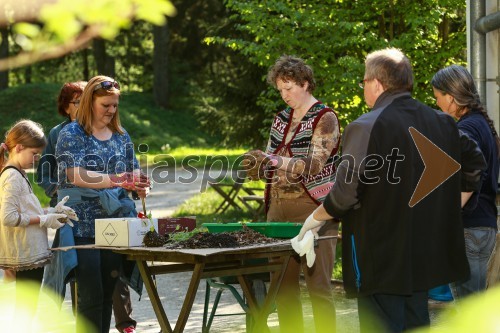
[2,168,451,333]
[106,168,280,332]
[1,168,357,333]
[54,168,287,332]
[101,168,357,332]
[141,166,213,219]
[56,167,263,332]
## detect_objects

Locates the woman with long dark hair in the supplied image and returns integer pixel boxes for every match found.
[432,64,500,298]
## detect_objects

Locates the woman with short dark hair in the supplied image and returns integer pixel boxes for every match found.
[37,81,86,207]
[243,55,340,333]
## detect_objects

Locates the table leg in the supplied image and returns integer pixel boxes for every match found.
[174,262,206,332]
[136,260,173,333]
[237,254,291,333]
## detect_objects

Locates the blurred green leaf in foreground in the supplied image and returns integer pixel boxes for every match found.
[0,0,176,70]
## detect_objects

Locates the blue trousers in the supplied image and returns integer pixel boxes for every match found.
[74,237,122,333]
[357,291,430,333]
[452,227,496,299]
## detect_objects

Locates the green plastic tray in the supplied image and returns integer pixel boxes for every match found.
[202,222,302,239]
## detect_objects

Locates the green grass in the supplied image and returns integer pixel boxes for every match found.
[144,147,248,169]
[26,172,51,208]
[173,179,265,224]
[117,91,220,151]
[0,83,220,153]
[4,83,344,279]
[0,83,249,207]
[0,83,62,134]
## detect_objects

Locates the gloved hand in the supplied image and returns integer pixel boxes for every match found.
[48,196,79,227]
[291,230,316,267]
[110,171,150,191]
[297,212,326,241]
[39,213,67,229]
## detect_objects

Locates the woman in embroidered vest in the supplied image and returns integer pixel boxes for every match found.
[0,119,74,329]
[243,55,341,333]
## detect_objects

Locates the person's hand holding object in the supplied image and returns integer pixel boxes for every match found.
[110,171,150,191]
[297,212,326,241]
[39,213,67,229]
[48,196,79,226]
[242,150,279,180]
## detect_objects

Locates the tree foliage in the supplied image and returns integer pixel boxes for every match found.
[0,0,468,148]
[205,0,466,141]
[164,0,269,147]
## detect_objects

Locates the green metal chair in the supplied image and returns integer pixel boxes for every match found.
[202,270,271,333]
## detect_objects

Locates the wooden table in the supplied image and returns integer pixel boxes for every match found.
[64,242,294,333]
[209,180,265,219]
[208,181,245,213]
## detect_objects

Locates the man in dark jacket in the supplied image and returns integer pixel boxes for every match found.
[296,48,486,332]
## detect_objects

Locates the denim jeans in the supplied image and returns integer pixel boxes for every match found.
[451,227,496,299]
[74,237,123,333]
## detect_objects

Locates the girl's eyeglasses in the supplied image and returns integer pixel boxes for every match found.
[93,80,120,91]
[69,100,80,107]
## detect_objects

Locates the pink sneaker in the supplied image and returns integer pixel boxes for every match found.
[122,326,136,333]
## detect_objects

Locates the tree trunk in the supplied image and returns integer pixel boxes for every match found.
[93,38,115,77]
[153,21,169,108]
[24,65,31,84]
[82,48,89,81]
[0,27,8,90]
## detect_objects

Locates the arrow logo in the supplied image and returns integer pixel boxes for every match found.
[408,127,461,207]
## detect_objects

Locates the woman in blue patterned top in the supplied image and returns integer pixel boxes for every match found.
[55,75,150,333]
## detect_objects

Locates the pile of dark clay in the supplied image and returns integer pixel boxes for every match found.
[165,226,279,249]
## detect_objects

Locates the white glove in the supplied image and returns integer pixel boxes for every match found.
[48,196,78,227]
[39,213,67,229]
[291,230,317,267]
[297,212,326,241]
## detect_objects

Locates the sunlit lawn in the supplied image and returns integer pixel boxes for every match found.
[27,172,51,208]
[142,146,248,169]
[173,178,264,225]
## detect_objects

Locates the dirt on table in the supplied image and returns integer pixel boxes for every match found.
[164,226,280,249]
[143,230,169,247]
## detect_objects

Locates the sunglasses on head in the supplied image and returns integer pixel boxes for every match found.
[93,80,120,91]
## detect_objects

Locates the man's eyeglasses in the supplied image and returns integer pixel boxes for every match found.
[358,79,372,89]
[93,80,120,91]
[69,100,80,107]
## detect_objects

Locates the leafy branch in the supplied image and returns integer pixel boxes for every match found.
[0,0,177,70]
